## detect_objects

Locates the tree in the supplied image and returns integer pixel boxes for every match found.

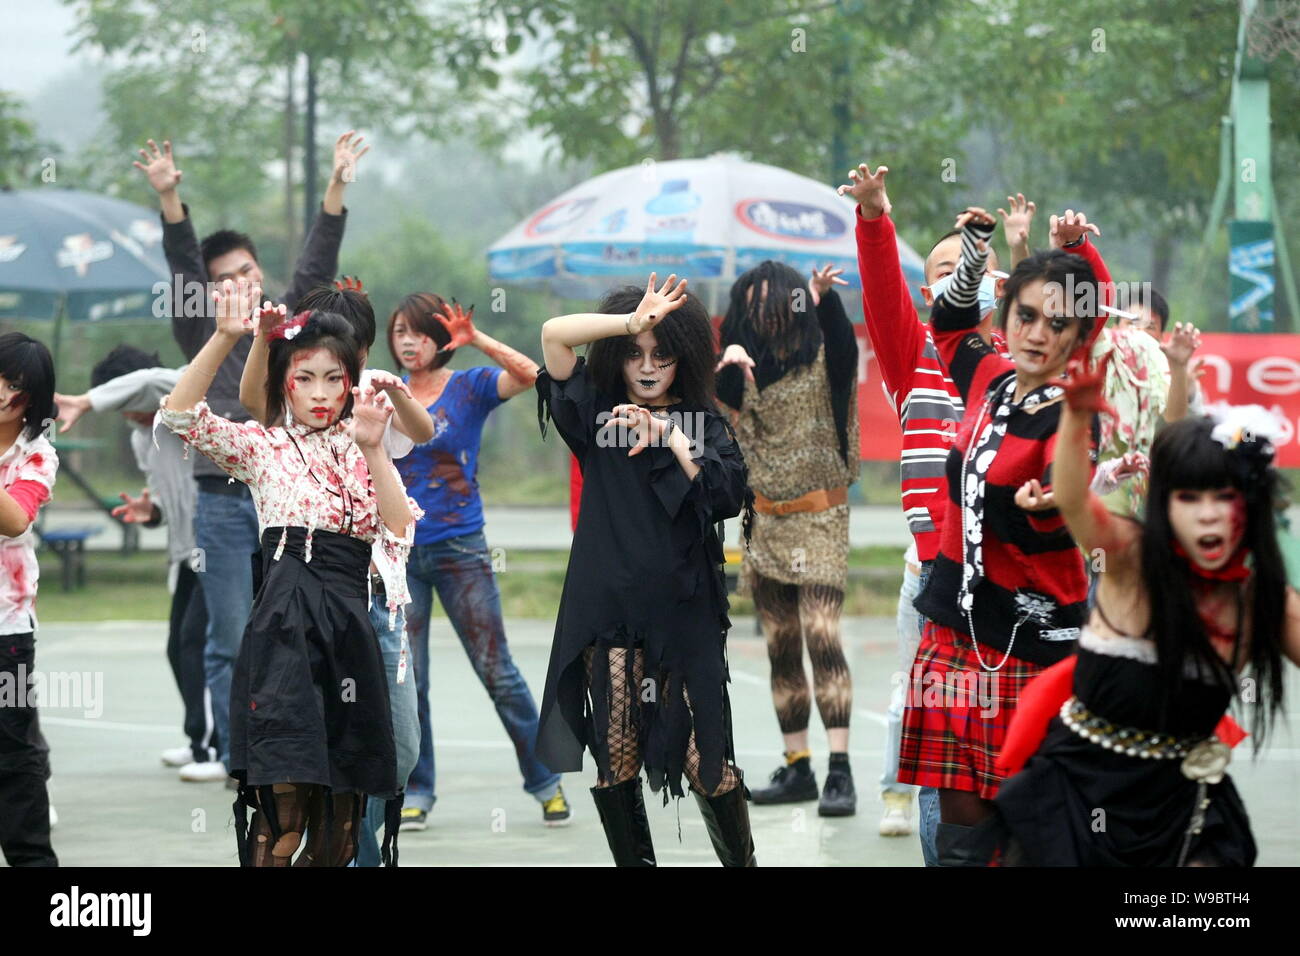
[0,92,53,188]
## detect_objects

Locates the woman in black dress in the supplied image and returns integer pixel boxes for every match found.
[535,274,756,866]
[983,357,1300,866]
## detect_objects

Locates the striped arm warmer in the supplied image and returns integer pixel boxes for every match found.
[945,219,996,309]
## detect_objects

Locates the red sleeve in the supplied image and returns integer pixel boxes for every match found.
[1067,237,1113,352]
[5,479,50,523]
[854,209,927,408]
[568,454,582,532]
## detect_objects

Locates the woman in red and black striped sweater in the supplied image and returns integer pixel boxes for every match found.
[900,208,1103,864]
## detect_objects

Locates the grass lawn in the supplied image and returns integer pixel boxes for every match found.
[36,545,908,622]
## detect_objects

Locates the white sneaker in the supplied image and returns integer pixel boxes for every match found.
[179,760,228,783]
[879,791,914,836]
[161,746,194,767]
[49,805,58,829]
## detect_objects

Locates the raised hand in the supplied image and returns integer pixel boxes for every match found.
[836,163,891,220]
[434,300,477,352]
[809,264,849,306]
[1064,351,1117,418]
[365,369,414,400]
[347,385,393,449]
[997,193,1036,249]
[211,278,261,336]
[1050,209,1102,249]
[628,272,689,335]
[1111,450,1150,483]
[1160,321,1201,367]
[715,343,757,383]
[132,139,182,194]
[602,403,669,457]
[331,130,370,185]
[53,392,92,433]
[111,488,155,524]
[1014,478,1056,512]
[253,301,287,338]
[954,206,996,231]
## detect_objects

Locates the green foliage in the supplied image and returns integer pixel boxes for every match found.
[0,91,53,188]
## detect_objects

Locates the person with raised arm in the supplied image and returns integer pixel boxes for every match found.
[898,207,1103,865]
[536,274,755,866]
[160,278,420,866]
[978,361,1300,866]
[714,260,861,818]
[378,290,568,831]
[133,132,364,785]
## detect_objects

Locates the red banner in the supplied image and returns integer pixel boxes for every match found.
[854,330,1300,468]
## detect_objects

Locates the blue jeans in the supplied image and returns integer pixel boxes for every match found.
[357,593,422,867]
[403,531,559,811]
[883,558,940,866]
[193,488,258,770]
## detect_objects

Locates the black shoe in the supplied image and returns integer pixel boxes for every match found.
[748,757,818,805]
[590,778,656,866]
[694,775,757,867]
[817,768,857,817]
[936,820,999,867]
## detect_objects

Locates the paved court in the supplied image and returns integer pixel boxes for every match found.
[17,616,1300,866]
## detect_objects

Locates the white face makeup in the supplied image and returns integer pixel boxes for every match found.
[1004,278,1082,382]
[1168,487,1247,571]
[284,347,350,428]
[0,375,28,429]
[391,316,439,372]
[622,330,678,405]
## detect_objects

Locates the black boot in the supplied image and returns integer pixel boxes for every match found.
[935,822,995,867]
[747,753,818,805]
[590,778,656,867]
[817,767,857,817]
[694,777,757,867]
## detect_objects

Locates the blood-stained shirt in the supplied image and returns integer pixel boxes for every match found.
[397,366,503,546]
[159,400,422,619]
[0,431,59,635]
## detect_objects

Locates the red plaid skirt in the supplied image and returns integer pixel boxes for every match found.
[898,621,1047,800]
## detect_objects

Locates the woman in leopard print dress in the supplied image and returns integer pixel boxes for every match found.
[716,260,860,816]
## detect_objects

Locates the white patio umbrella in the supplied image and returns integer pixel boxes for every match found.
[487,153,927,310]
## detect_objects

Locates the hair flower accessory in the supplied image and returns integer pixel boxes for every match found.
[1208,403,1281,453]
[334,275,365,292]
[267,310,313,343]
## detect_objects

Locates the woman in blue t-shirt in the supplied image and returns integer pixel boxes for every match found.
[386,292,569,830]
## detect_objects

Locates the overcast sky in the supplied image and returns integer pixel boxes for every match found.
[1,1,88,99]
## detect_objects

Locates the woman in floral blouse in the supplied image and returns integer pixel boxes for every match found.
[162,278,420,867]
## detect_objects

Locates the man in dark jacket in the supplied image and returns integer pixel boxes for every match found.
[132,132,368,782]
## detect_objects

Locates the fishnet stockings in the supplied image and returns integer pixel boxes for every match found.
[584,646,739,797]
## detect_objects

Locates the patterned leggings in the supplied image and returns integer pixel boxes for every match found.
[752,574,851,734]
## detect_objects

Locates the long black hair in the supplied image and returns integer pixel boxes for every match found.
[1142,416,1287,747]
[586,285,719,410]
[263,311,363,428]
[719,260,822,387]
[0,332,56,441]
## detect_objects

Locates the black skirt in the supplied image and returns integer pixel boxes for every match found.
[229,527,396,798]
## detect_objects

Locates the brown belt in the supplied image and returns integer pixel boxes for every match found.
[752,486,847,516]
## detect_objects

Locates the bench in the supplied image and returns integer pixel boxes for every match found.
[37,527,103,591]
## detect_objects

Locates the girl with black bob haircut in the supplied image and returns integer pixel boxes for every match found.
[0,332,56,442]
[162,279,421,867]
[982,357,1300,866]
[0,332,60,866]
[536,273,757,866]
